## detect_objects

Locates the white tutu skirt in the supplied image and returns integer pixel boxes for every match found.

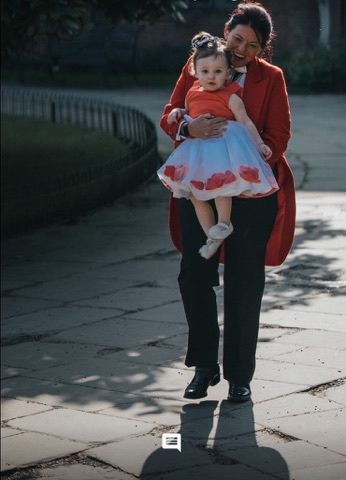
[158,121,279,201]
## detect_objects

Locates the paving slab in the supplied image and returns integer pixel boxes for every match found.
[271,346,346,370]
[87,434,212,477]
[179,412,263,443]
[1,305,123,339]
[1,260,96,291]
[14,276,132,303]
[1,341,102,371]
[254,358,343,386]
[274,329,346,350]
[125,301,187,324]
[1,375,160,412]
[101,344,185,368]
[31,464,135,480]
[210,427,289,450]
[257,327,296,341]
[256,341,302,360]
[1,427,24,439]
[252,392,341,420]
[70,284,181,312]
[277,462,346,480]
[1,398,53,421]
[1,296,64,321]
[99,398,187,427]
[148,464,278,480]
[92,254,180,284]
[1,432,86,471]
[324,381,346,404]
[265,292,346,317]
[261,309,346,333]
[265,409,346,455]
[18,360,193,403]
[1,377,120,412]
[7,408,154,444]
[247,379,311,403]
[1,365,31,380]
[42,317,188,349]
[227,440,346,475]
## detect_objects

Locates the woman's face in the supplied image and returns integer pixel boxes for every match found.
[224,24,262,68]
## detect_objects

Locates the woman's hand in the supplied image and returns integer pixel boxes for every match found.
[187,113,227,139]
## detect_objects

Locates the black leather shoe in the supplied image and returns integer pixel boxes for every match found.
[184,365,220,399]
[227,384,251,402]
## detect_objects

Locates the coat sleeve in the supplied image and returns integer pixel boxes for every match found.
[258,68,295,266]
[257,68,291,170]
[160,60,195,145]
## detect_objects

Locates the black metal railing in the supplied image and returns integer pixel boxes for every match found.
[1,86,161,235]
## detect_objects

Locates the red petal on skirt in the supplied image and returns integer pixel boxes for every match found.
[238,166,261,183]
[191,180,205,190]
[164,165,176,181]
[206,172,229,190]
[174,164,189,181]
[224,170,237,184]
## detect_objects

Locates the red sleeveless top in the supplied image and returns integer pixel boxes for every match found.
[186,81,243,120]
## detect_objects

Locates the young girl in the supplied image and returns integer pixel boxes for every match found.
[157,32,279,259]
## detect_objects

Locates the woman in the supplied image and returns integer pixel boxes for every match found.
[160,1,295,402]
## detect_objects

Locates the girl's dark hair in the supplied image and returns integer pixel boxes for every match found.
[188,31,230,75]
[225,1,276,61]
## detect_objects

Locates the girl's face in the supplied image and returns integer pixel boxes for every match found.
[195,54,230,92]
[224,24,262,68]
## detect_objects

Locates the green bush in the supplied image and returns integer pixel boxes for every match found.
[279,46,346,93]
[3,46,346,93]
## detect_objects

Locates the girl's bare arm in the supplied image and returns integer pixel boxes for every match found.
[229,94,272,159]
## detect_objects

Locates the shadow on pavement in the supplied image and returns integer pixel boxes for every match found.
[139,400,289,479]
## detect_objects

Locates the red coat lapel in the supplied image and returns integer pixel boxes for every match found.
[243,59,269,126]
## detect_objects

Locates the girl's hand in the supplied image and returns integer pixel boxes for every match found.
[259,143,272,159]
[167,108,183,124]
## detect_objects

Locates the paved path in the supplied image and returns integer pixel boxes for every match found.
[1,89,346,479]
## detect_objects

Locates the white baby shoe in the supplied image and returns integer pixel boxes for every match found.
[199,238,223,260]
[208,222,234,240]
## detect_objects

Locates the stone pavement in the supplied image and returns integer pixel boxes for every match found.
[1,89,346,480]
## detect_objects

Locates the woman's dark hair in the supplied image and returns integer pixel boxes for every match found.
[225,1,276,60]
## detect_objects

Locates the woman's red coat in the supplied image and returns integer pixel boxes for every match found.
[160,57,296,267]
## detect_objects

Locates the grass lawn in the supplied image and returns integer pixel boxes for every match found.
[1,114,130,186]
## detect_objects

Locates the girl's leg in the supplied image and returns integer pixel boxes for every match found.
[190,195,233,259]
[215,196,232,226]
[209,197,234,240]
[190,195,216,236]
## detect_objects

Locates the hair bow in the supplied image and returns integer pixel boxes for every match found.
[191,35,219,48]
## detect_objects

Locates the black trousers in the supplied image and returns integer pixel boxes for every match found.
[178,192,277,386]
